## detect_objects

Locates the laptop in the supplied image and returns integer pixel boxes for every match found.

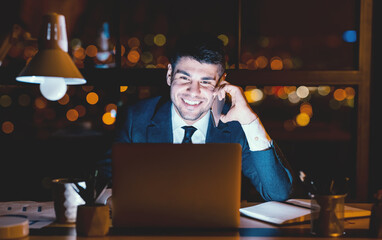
[111,143,242,229]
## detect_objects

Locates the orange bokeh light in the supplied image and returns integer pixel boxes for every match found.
[300,103,313,117]
[127,50,140,63]
[333,89,347,101]
[73,47,86,60]
[86,92,99,105]
[102,112,116,125]
[270,57,283,70]
[75,105,86,117]
[66,109,79,122]
[58,94,70,105]
[35,97,47,109]
[85,45,98,57]
[105,103,117,112]
[2,121,14,134]
[120,86,128,92]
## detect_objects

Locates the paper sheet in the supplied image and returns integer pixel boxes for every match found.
[0,201,55,229]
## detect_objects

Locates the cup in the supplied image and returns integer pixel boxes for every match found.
[76,204,110,236]
[51,178,86,223]
[310,194,346,237]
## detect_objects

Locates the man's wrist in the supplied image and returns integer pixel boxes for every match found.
[241,118,272,151]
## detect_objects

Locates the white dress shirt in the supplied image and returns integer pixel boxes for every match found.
[171,104,272,151]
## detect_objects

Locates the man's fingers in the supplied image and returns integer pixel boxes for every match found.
[220,114,228,123]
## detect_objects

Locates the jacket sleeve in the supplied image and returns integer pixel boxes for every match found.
[241,140,294,201]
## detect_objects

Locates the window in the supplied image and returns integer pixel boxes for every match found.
[0,0,372,201]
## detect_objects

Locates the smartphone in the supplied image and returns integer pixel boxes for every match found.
[211,73,227,128]
[211,95,225,128]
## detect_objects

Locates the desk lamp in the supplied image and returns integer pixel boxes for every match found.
[16,13,86,101]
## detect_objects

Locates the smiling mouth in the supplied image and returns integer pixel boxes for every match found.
[182,98,202,106]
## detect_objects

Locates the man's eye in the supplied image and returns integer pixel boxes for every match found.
[201,81,213,86]
[179,76,189,80]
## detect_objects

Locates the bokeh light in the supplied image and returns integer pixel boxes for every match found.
[0,95,12,107]
[288,91,300,104]
[127,50,140,63]
[128,37,141,48]
[73,47,86,60]
[70,38,82,49]
[296,112,310,127]
[141,51,153,64]
[113,45,126,56]
[256,56,268,69]
[217,34,229,46]
[82,86,94,92]
[35,97,47,109]
[333,89,347,101]
[244,88,264,103]
[102,112,116,125]
[153,34,166,47]
[318,86,331,96]
[75,105,86,117]
[66,109,79,122]
[296,86,309,99]
[270,57,283,70]
[300,102,313,117]
[85,45,98,57]
[2,121,14,134]
[258,36,269,48]
[86,92,99,105]
[120,86,128,92]
[276,87,288,99]
[342,30,357,43]
[345,87,356,99]
[58,94,70,105]
[105,103,117,113]
[283,119,296,131]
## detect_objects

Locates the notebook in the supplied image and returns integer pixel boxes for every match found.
[111,143,242,229]
[240,198,371,225]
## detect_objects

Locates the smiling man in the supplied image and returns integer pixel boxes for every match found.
[99,34,294,201]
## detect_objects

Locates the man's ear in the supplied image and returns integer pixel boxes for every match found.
[166,64,172,86]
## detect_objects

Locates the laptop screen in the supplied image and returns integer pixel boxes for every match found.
[111,143,242,229]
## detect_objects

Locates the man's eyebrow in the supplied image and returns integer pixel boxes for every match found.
[175,69,216,81]
[175,69,191,77]
[201,77,216,81]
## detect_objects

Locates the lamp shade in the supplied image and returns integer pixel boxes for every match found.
[16,48,85,85]
[16,13,86,85]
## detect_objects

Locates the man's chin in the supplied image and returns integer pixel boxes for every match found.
[179,112,204,123]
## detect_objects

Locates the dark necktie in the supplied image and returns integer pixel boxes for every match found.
[181,126,197,143]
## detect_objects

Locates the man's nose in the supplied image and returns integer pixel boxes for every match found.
[188,81,201,95]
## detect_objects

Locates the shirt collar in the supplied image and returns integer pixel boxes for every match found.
[171,104,210,138]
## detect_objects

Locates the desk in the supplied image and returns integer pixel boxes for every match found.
[26,203,372,240]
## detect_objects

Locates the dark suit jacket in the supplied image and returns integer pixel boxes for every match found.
[99,96,294,201]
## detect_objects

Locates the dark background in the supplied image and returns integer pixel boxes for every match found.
[0,0,380,202]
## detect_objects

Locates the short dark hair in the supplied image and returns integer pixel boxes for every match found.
[169,33,226,76]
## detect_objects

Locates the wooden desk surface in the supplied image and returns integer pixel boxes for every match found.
[27,203,373,240]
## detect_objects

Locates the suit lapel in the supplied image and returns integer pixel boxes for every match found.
[147,100,173,143]
[146,100,231,143]
[206,114,232,143]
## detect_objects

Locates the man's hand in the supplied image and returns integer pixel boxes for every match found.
[215,81,258,125]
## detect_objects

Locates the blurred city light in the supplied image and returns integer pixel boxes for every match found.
[342,30,357,43]
[86,92,99,105]
[2,121,14,134]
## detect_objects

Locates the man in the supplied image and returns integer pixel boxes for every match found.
[99,34,294,202]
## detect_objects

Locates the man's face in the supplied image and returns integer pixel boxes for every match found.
[167,57,220,125]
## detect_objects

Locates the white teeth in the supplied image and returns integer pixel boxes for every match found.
[184,99,201,105]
